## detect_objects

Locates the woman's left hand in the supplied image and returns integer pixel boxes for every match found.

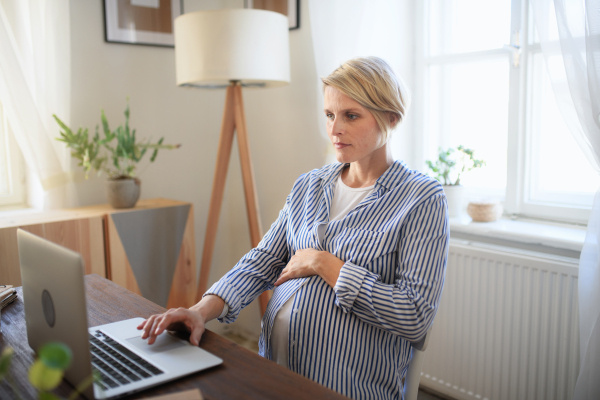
[275,248,345,288]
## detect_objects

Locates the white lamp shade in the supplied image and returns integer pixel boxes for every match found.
[174,9,290,88]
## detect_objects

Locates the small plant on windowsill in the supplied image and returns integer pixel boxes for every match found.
[426,145,486,217]
[53,99,180,209]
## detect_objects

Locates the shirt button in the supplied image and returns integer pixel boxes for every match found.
[293,309,299,313]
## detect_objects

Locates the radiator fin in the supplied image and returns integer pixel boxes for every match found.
[421,242,579,400]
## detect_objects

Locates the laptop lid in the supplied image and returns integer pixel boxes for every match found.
[17,229,224,399]
[17,229,95,399]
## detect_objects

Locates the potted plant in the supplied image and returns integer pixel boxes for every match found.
[54,100,180,209]
[0,342,98,399]
[426,145,485,217]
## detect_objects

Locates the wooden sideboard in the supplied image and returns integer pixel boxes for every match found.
[0,198,196,309]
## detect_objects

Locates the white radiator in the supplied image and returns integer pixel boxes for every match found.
[421,240,580,400]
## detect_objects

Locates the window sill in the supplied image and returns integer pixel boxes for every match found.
[450,216,586,259]
[0,203,33,214]
[0,205,42,228]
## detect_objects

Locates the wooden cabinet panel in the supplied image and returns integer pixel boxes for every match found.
[0,217,106,286]
[106,214,142,297]
[106,201,196,309]
[43,217,106,277]
[88,217,106,277]
[0,199,196,309]
[0,227,20,285]
[167,205,196,309]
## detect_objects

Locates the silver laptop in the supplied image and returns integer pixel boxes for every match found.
[17,229,222,399]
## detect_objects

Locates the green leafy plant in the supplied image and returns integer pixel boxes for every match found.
[0,342,98,400]
[425,145,486,186]
[53,99,180,180]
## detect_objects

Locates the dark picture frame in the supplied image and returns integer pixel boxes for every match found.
[103,0,183,47]
[245,0,300,30]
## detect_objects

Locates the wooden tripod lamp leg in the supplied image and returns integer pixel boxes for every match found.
[196,86,236,303]
[232,85,271,316]
[232,86,263,248]
[196,83,271,317]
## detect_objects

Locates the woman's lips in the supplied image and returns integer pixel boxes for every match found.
[334,143,350,149]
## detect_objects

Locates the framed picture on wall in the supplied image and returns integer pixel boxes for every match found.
[103,0,183,47]
[245,0,300,30]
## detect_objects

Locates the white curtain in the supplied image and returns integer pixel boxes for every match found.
[308,0,411,162]
[530,0,600,399]
[0,0,76,210]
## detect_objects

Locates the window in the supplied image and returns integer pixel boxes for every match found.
[418,0,598,223]
[0,101,25,207]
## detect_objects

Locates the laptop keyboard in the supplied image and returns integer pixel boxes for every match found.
[89,331,164,390]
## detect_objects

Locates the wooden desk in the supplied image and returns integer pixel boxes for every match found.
[0,275,348,400]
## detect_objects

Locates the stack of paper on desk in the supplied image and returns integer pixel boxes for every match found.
[0,285,17,309]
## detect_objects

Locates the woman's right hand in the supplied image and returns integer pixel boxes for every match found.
[136,294,226,346]
[137,308,206,346]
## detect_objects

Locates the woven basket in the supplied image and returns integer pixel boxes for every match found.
[467,202,503,222]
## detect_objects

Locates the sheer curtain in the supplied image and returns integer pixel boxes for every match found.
[530,0,600,398]
[308,0,411,162]
[0,0,76,210]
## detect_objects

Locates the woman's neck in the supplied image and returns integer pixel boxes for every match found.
[341,144,393,188]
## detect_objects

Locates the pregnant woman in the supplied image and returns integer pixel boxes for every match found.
[139,56,449,400]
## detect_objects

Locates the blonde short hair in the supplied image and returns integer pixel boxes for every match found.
[322,57,410,143]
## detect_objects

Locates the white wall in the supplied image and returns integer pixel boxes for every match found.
[68,0,414,336]
[68,0,325,336]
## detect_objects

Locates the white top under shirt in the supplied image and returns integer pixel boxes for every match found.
[270,173,376,368]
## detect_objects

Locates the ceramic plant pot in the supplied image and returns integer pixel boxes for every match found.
[442,184,465,218]
[105,178,140,209]
[467,201,503,222]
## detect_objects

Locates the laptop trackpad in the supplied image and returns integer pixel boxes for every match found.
[126,333,187,354]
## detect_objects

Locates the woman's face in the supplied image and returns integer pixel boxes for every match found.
[324,86,384,165]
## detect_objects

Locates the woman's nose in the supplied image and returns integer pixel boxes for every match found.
[330,118,344,136]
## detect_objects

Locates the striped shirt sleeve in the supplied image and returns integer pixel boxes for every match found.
[203,191,294,323]
[333,193,449,342]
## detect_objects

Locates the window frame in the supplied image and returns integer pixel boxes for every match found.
[416,0,593,224]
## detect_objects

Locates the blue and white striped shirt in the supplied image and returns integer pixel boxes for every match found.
[206,160,449,399]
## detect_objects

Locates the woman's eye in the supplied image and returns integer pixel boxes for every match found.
[348,114,358,120]
[326,113,334,120]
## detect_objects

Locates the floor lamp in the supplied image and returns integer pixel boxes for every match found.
[174,9,290,315]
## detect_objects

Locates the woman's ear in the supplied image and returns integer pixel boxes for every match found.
[389,113,400,129]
